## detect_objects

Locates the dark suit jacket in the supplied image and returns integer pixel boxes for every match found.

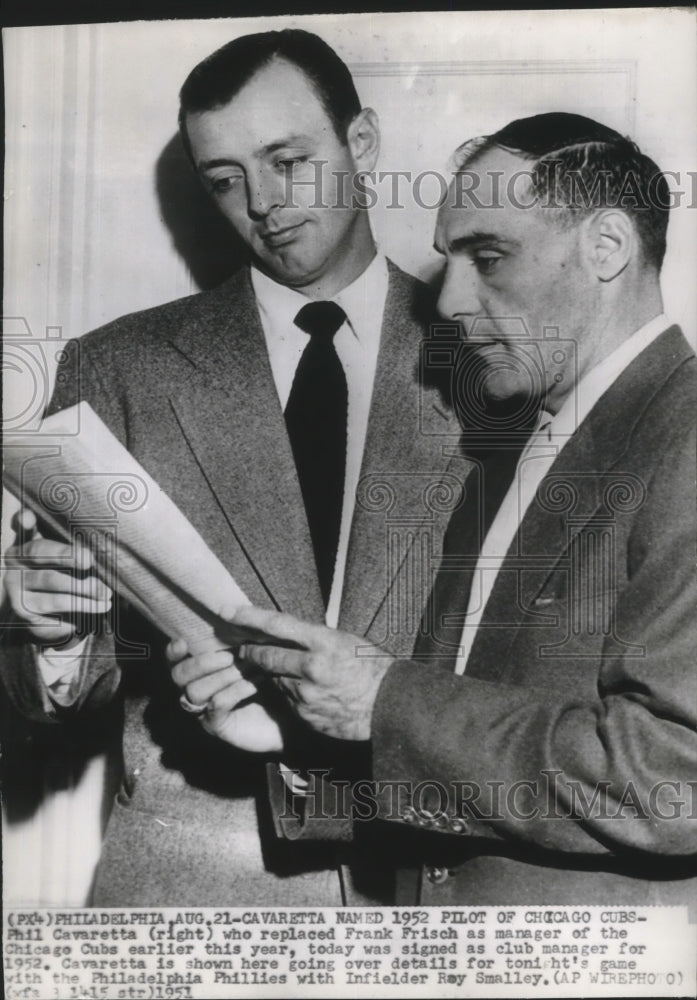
[371,326,697,909]
[0,262,466,905]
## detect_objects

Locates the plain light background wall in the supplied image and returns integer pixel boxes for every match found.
[3,8,696,906]
[4,11,697,342]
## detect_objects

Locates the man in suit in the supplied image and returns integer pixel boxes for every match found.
[222,113,697,906]
[1,29,464,905]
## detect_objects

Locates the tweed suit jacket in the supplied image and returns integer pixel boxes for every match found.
[0,262,465,906]
[371,327,697,909]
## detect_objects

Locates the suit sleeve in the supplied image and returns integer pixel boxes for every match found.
[0,337,125,723]
[371,420,697,859]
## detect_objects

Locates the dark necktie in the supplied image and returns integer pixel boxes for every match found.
[285,301,348,607]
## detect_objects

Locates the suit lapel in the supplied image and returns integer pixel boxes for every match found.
[339,263,467,640]
[469,325,692,676]
[165,270,324,620]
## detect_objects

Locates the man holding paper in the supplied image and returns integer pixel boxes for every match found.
[1,29,466,905]
[202,114,697,906]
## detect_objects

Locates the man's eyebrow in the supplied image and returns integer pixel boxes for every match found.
[198,135,312,172]
[198,157,244,171]
[259,136,311,156]
[446,230,516,253]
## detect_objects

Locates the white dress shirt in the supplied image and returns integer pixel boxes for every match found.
[251,253,388,627]
[454,312,670,675]
[38,253,389,697]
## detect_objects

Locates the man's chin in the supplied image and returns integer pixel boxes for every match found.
[481,378,529,404]
[480,385,541,431]
[254,255,318,289]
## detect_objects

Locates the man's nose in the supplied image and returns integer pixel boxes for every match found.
[247,168,284,220]
[437,261,481,329]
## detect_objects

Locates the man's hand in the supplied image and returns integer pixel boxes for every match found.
[3,508,112,646]
[234,607,394,741]
[166,640,284,753]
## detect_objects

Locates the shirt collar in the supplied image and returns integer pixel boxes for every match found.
[332,253,389,345]
[550,312,670,439]
[250,252,388,346]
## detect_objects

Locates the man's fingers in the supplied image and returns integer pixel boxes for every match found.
[206,676,260,712]
[198,698,284,754]
[166,637,189,665]
[171,649,236,687]
[22,615,78,642]
[20,568,110,600]
[7,537,94,571]
[185,667,254,708]
[238,642,306,678]
[17,591,112,617]
[232,605,334,651]
[12,507,37,543]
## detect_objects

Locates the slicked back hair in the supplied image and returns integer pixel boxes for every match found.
[179,29,361,160]
[451,112,670,269]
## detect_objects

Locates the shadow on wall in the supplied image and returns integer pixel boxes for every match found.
[156,133,249,291]
[155,131,450,297]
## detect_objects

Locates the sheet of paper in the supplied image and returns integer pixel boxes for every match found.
[4,401,274,654]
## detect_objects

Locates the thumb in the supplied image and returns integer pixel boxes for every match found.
[12,507,37,545]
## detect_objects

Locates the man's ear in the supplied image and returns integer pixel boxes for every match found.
[346,107,380,173]
[588,210,634,281]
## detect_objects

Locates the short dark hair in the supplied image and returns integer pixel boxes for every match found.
[452,112,670,269]
[179,29,361,159]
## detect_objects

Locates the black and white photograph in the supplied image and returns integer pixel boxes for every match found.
[2,8,696,998]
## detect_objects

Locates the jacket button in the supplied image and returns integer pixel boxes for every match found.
[425,865,450,884]
[449,817,468,834]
